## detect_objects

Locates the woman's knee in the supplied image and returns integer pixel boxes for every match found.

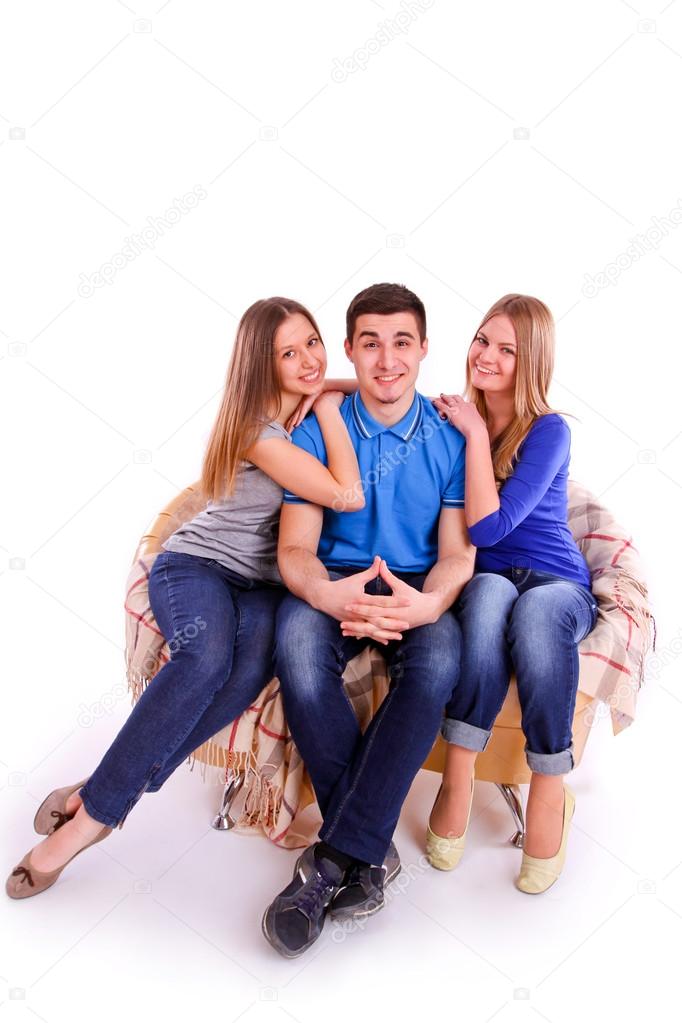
[509,590,585,704]
[509,584,585,648]
[458,573,517,632]
[171,630,233,683]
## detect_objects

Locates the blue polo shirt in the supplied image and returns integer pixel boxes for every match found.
[283,391,466,573]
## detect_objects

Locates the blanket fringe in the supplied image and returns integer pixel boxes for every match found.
[612,572,655,688]
[233,769,285,835]
[126,666,152,705]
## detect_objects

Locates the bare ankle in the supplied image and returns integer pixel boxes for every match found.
[71,805,105,838]
[65,793,83,815]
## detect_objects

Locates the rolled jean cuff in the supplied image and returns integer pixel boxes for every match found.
[525,743,575,776]
[440,717,491,752]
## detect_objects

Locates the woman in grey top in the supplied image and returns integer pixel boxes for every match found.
[8,297,365,899]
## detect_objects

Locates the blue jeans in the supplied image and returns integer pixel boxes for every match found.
[274,568,462,865]
[79,551,283,828]
[442,568,598,775]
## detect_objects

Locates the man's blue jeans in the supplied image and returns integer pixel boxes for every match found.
[79,551,283,828]
[274,568,462,866]
[442,569,598,775]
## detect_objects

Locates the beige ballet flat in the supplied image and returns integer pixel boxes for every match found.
[6,825,112,900]
[515,785,575,895]
[425,778,474,871]
[33,778,89,835]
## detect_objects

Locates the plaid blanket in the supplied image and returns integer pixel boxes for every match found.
[124,480,653,848]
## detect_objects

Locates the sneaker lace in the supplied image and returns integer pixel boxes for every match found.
[298,873,335,919]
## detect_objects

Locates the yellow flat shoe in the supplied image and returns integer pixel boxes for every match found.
[515,785,575,895]
[425,778,474,871]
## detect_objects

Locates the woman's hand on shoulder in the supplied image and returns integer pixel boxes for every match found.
[433,394,487,439]
[313,389,346,412]
[285,380,354,432]
[285,389,323,432]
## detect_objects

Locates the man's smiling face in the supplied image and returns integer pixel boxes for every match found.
[344,311,428,407]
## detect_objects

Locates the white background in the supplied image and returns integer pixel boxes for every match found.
[1,1,680,1020]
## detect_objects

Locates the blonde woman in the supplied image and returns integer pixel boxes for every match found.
[7,297,364,899]
[426,294,597,893]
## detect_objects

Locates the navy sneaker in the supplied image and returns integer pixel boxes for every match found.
[262,844,346,958]
[329,841,402,921]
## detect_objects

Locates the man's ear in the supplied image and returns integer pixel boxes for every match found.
[420,336,429,360]
[344,338,354,362]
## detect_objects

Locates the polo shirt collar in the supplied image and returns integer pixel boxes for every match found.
[351,391,423,442]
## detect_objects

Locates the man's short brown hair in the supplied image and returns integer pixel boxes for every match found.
[346,283,427,344]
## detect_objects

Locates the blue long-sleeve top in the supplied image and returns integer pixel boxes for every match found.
[469,413,591,588]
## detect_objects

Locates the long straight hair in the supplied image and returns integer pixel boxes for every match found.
[465,294,556,482]
[201,297,323,502]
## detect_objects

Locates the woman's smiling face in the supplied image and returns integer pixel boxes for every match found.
[275,313,327,396]
[468,313,517,395]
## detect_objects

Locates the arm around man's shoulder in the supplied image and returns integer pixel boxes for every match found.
[281,414,328,505]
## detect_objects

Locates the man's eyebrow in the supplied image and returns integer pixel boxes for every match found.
[357,329,417,340]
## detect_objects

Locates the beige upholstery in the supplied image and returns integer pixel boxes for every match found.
[134,482,204,560]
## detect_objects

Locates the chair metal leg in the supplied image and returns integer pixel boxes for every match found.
[496,783,524,848]
[211,770,246,831]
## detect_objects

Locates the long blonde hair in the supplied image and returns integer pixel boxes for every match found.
[201,297,323,502]
[465,294,556,482]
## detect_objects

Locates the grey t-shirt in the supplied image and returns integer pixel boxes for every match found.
[162,421,291,584]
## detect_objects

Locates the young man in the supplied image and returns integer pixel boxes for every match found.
[262,283,475,957]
